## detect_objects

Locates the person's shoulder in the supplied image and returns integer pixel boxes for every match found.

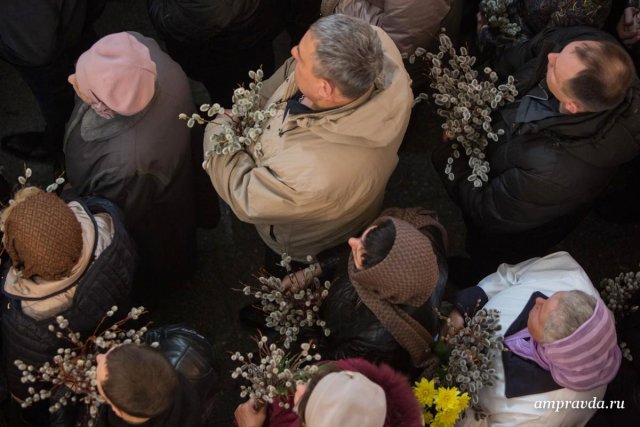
[172,372,203,426]
[617,78,640,120]
[495,129,564,176]
[516,252,596,293]
[533,26,616,50]
[127,31,189,88]
[370,25,406,71]
[324,277,361,314]
[126,31,161,53]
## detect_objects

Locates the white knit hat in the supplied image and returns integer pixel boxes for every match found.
[305,371,386,427]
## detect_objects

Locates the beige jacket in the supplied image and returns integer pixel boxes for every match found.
[204,27,412,260]
[323,0,451,54]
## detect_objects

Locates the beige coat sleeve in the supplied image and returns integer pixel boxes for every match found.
[334,0,450,53]
[203,123,315,224]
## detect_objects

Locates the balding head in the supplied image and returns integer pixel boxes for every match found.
[546,40,635,114]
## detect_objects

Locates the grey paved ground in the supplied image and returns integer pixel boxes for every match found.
[1,1,639,426]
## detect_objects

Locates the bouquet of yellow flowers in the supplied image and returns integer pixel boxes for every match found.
[414,378,469,427]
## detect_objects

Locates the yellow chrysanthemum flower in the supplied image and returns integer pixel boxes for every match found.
[433,408,460,427]
[456,391,470,413]
[414,378,437,407]
[436,411,460,426]
[434,387,462,412]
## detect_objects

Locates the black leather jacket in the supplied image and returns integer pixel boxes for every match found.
[317,244,447,378]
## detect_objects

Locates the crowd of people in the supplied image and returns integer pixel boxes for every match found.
[1,0,639,426]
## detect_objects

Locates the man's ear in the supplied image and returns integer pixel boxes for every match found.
[317,78,334,100]
[564,99,582,114]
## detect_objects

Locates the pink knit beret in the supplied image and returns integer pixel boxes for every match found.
[75,32,157,116]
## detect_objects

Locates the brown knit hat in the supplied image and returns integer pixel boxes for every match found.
[349,216,440,367]
[3,192,83,280]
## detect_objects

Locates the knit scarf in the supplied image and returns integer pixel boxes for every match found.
[349,216,440,367]
[63,87,157,146]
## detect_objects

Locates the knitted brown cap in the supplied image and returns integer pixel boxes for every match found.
[3,192,83,280]
[349,216,439,367]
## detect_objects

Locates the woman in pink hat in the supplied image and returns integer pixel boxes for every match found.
[63,31,199,287]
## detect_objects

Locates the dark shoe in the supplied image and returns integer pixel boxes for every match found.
[1,132,55,159]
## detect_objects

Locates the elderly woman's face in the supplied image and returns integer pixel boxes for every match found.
[348,225,377,270]
[527,292,564,342]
